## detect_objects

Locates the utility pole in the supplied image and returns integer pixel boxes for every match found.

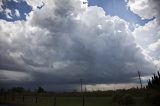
[80,79,85,106]
[54,96,56,106]
[80,79,83,93]
[138,71,142,89]
[85,86,87,93]
[83,94,85,106]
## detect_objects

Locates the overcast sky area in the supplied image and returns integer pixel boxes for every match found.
[0,0,160,91]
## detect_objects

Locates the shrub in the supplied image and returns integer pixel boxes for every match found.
[112,93,123,104]
[144,93,151,103]
[150,94,160,105]
[122,94,134,105]
[112,94,134,105]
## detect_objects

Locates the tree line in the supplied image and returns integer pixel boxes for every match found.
[0,86,45,95]
[147,71,160,90]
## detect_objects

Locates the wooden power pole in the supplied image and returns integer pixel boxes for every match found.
[138,71,142,89]
[80,79,83,93]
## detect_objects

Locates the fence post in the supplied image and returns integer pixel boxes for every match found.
[35,96,38,103]
[83,94,85,106]
[4,93,7,101]
[54,96,56,106]
[22,95,24,102]
[12,95,15,101]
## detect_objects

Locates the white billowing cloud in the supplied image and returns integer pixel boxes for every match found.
[127,0,154,20]
[15,9,20,17]
[0,0,155,89]
[128,0,160,64]
[5,8,13,19]
[26,0,45,10]
[127,0,160,22]
[148,39,160,57]
[13,0,18,2]
[149,40,160,51]
[133,19,159,48]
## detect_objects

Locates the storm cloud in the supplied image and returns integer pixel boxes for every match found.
[0,0,156,90]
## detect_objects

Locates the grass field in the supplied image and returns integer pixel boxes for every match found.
[0,95,154,106]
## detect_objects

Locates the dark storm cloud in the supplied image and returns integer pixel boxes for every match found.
[0,0,156,90]
[25,0,154,83]
[21,56,48,68]
[0,38,25,72]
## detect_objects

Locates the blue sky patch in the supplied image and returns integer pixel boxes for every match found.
[0,0,154,29]
[88,0,154,30]
[0,0,32,21]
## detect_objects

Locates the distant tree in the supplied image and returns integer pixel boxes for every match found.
[158,71,160,78]
[9,87,24,94]
[147,71,160,89]
[36,86,45,93]
[147,79,152,88]
[0,88,5,95]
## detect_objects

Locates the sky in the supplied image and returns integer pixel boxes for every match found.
[0,0,160,91]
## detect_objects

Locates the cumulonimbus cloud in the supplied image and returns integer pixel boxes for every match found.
[0,0,156,89]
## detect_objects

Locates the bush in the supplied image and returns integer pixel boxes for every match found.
[150,94,160,105]
[144,92,151,103]
[122,94,134,105]
[112,94,134,105]
[112,93,123,104]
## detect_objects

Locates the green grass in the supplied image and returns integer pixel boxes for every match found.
[0,96,154,106]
